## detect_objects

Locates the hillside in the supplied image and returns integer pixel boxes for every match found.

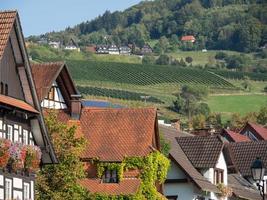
[28,0,267,53]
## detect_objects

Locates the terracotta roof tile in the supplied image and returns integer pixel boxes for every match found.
[56,108,158,161]
[31,62,64,101]
[229,140,267,176]
[176,135,224,168]
[0,11,17,59]
[222,129,250,142]
[78,178,141,195]
[246,122,267,140]
[181,35,195,41]
[228,174,262,200]
[162,131,219,193]
[0,94,39,114]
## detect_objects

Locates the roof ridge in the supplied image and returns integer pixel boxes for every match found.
[82,107,157,112]
[0,10,18,13]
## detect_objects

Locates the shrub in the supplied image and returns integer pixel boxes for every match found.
[215,52,228,60]
[185,56,193,63]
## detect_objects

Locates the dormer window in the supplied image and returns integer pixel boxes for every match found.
[214,168,224,184]
[103,169,118,183]
[5,84,8,95]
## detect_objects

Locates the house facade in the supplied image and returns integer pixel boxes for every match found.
[239,122,267,141]
[0,10,57,200]
[64,38,80,52]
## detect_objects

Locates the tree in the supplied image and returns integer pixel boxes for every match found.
[36,111,87,200]
[195,103,210,117]
[192,114,206,129]
[264,86,267,93]
[257,106,267,125]
[241,76,252,91]
[142,55,156,64]
[173,95,185,114]
[156,54,170,65]
[185,56,193,63]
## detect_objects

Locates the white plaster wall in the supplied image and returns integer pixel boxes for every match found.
[0,188,3,200]
[13,190,22,200]
[216,152,228,185]
[13,178,22,189]
[31,181,34,200]
[0,175,3,186]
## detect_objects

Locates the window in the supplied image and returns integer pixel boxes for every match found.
[0,82,3,95]
[166,196,178,200]
[103,169,118,183]
[23,130,28,145]
[214,169,224,185]
[7,125,13,141]
[4,84,8,96]
[5,179,12,200]
[47,86,55,100]
[23,183,30,200]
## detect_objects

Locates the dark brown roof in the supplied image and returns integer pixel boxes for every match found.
[31,62,64,101]
[163,130,220,193]
[79,178,141,195]
[56,107,159,161]
[228,174,262,200]
[222,129,250,142]
[0,94,39,114]
[176,135,224,168]
[0,10,17,59]
[229,140,267,176]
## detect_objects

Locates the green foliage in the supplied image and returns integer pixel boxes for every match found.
[97,162,124,181]
[142,55,156,65]
[36,111,88,200]
[192,114,206,129]
[159,133,171,157]
[257,106,267,125]
[185,56,193,63]
[156,54,170,65]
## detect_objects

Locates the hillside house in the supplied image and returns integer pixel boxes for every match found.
[239,122,267,141]
[108,44,120,55]
[48,41,60,49]
[141,44,153,55]
[85,45,96,53]
[96,45,109,54]
[64,38,80,52]
[0,10,57,200]
[119,46,131,55]
[31,62,166,198]
[221,129,250,142]
[181,35,196,43]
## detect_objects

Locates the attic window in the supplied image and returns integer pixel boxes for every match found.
[103,169,118,183]
[214,168,224,184]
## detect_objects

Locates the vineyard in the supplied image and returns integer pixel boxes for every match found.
[210,70,267,81]
[67,60,236,89]
[77,86,163,103]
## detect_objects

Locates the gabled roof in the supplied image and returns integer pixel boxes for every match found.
[0,10,57,164]
[79,178,141,195]
[222,129,250,142]
[57,107,159,161]
[228,174,262,200]
[229,140,267,177]
[0,94,39,114]
[163,131,219,193]
[31,62,79,102]
[181,35,196,41]
[240,122,267,140]
[159,124,193,138]
[0,10,17,59]
[176,135,224,168]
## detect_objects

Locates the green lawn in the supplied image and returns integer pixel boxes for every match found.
[207,94,267,120]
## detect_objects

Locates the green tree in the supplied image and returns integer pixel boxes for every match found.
[36,111,87,200]
[192,114,206,129]
[142,55,156,64]
[257,106,267,125]
[156,54,170,65]
[185,56,193,63]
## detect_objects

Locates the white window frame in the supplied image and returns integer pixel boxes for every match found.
[23,130,28,145]
[7,125,13,141]
[5,178,12,200]
[23,183,30,200]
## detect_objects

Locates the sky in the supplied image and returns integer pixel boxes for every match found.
[0,0,141,36]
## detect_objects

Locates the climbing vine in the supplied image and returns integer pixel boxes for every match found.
[94,151,170,200]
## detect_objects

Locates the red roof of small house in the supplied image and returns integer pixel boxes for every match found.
[181,35,196,41]
[0,94,39,114]
[56,107,159,161]
[0,10,17,59]
[222,129,250,142]
[78,178,141,195]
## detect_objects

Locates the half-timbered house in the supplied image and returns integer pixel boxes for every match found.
[0,10,57,200]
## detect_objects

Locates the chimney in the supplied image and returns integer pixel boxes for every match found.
[70,94,82,120]
[171,119,181,131]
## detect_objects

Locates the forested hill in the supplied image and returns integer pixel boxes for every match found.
[29,0,267,52]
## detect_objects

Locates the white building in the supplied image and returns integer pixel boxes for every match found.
[48,41,60,49]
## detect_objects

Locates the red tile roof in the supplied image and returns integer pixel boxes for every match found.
[245,122,267,140]
[31,62,64,101]
[0,11,17,59]
[181,35,196,41]
[223,129,250,142]
[78,178,141,195]
[176,135,224,168]
[0,94,39,114]
[56,108,158,161]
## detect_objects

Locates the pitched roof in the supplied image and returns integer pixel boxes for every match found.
[228,174,262,200]
[176,135,224,168]
[229,140,267,176]
[0,10,17,59]
[0,94,39,114]
[222,129,250,142]
[57,108,158,161]
[31,62,64,101]
[159,124,193,138]
[163,130,219,193]
[181,35,196,41]
[242,122,267,140]
[79,178,141,195]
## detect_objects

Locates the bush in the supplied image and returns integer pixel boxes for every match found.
[156,54,170,65]
[142,55,156,64]
[185,56,193,63]
[215,52,228,60]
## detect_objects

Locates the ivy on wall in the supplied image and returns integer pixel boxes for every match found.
[94,151,170,200]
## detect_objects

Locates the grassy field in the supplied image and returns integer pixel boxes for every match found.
[207,94,267,120]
